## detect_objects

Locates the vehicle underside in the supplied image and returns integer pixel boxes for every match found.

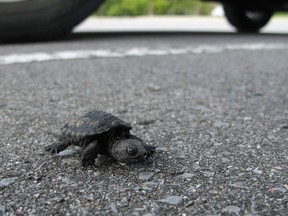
[205,0,288,32]
[0,0,287,41]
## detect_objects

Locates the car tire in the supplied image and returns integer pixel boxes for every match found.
[223,3,273,32]
[0,0,104,41]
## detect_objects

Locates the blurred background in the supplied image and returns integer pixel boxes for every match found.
[0,0,287,41]
[75,0,287,34]
[94,0,218,16]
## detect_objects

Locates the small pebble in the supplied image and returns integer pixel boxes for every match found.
[274,187,287,193]
[0,177,18,188]
[139,172,155,181]
[213,121,230,128]
[243,117,252,121]
[221,205,241,214]
[143,214,154,216]
[203,171,215,177]
[213,142,222,146]
[58,148,79,156]
[221,157,230,163]
[155,146,167,152]
[253,168,263,175]
[229,182,249,190]
[137,119,156,125]
[181,173,195,179]
[15,210,25,216]
[147,84,161,92]
[274,166,283,170]
[158,196,183,205]
[142,181,158,187]
[110,203,118,214]
[0,205,5,214]
[33,194,40,198]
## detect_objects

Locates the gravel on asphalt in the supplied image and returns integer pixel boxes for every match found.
[0,34,287,215]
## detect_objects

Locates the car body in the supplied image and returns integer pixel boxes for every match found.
[0,0,287,41]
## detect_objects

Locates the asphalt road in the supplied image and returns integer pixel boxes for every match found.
[0,31,288,215]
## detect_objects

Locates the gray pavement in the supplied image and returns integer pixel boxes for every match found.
[0,30,288,215]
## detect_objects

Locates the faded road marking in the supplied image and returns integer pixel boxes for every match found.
[0,43,287,65]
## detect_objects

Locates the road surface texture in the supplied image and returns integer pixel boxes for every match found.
[1,24,288,215]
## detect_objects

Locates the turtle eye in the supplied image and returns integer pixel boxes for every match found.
[126,145,138,156]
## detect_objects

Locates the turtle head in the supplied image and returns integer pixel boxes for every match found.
[112,138,155,164]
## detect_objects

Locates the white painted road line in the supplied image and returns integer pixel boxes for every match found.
[0,43,288,65]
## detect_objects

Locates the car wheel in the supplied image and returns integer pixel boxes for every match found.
[0,0,104,41]
[223,3,273,32]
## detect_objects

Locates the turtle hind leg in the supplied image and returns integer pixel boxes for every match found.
[81,140,103,168]
[45,140,70,154]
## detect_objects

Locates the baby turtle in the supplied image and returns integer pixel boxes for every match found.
[45,109,155,167]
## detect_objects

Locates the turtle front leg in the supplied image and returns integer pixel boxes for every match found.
[45,140,70,154]
[81,140,101,168]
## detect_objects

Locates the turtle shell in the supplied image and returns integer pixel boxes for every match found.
[61,110,132,138]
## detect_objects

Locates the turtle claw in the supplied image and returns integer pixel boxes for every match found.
[144,155,154,164]
[45,141,70,154]
[97,156,116,166]
[45,144,59,154]
[81,159,96,168]
[146,145,156,156]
